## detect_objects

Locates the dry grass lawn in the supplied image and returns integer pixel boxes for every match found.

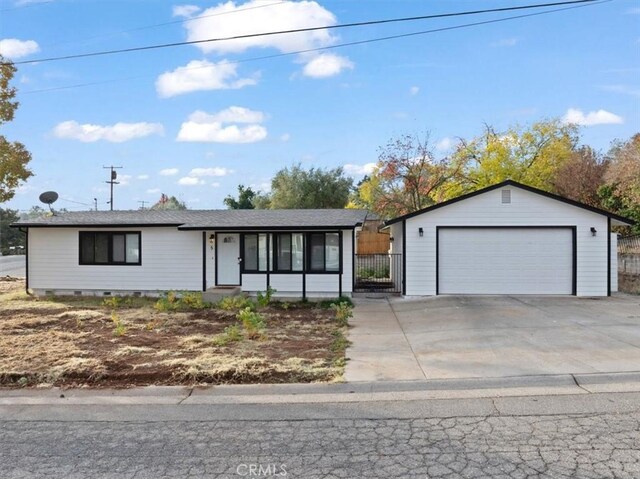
[0,278,349,387]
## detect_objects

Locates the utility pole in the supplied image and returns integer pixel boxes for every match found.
[94,198,98,211]
[138,200,148,210]
[103,166,122,211]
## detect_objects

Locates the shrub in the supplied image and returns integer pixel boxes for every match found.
[256,287,276,307]
[237,307,265,339]
[154,291,210,311]
[319,296,354,309]
[330,329,350,353]
[218,295,255,311]
[102,296,123,309]
[330,301,353,327]
[180,292,208,310]
[213,324,244,346]
[111,311,127,337]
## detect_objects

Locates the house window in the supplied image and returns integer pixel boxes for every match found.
[79,232,141,265]
[243,233,268,272]
[308,232,340,272]
[274,233,304,272]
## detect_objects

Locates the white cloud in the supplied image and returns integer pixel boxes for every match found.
[179,0,337,55]
[188,167,232,177]
[280,133,290,142]
[173,4,200,17]
[137,174,149,180]
[52,121,164,143]
[155,60,258,98]
[191,106,265,124]
[118,174,132,186]
[146,188,161,194]
[343,163,377,176]
[177,107,267,144]
[0,38,39,59]
[410,86,420,96]
[600,84,640,98]
[490,37,519,47]
[211,182,221,188]
[436,137,455,151]
[178,176,205,186]
[159,168,179,176]
[562,108,624,126]
[302,53,353,78]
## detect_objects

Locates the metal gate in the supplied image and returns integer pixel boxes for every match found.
[354,254,402,293]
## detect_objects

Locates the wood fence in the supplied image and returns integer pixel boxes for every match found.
[357,229,390,254]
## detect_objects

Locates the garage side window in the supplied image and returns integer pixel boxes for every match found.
[79,232,141,265]
[243,233,268,272]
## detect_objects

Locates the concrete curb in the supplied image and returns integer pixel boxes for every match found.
[1,371,640,405]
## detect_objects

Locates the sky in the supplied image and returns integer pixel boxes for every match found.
[1,0,639,212]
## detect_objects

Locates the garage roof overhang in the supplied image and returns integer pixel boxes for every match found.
[382,180,636,228]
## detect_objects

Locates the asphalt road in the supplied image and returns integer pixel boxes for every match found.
[0,255,25,277]
[1,392,639,478]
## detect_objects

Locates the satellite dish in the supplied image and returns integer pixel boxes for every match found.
[39,191,59,214]
[39,191,59,205]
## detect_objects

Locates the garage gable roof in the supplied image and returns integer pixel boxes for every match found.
[383,180,636,227]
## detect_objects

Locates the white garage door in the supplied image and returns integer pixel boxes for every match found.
[438,228,573,295]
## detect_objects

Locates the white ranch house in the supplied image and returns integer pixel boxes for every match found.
[13,209,369,298]
[12,181,634,298]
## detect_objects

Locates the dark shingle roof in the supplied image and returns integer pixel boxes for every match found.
[12,209,370,230]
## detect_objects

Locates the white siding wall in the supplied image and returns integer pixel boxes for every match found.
[270,274,303,295]
[611,233,618,293]
[29,227,202,293]
[241,274,267,292]
[404,187,609,297]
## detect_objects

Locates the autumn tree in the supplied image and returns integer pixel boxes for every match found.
[268,164,352,209]
[600,133,640,232]
[351,134,459,218]
[0,55,32,202]
[551,146,608,207]
[445,120,579,198]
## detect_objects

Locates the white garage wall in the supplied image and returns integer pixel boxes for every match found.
[29,227,202,293]
[404,187,609,297]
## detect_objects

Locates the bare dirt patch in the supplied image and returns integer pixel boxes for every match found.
[0,279,348,388]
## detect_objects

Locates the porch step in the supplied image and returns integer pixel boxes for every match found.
[352,292,400,299]
[203,286,241,303]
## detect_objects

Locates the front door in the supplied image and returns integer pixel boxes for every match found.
[217,233,240,285]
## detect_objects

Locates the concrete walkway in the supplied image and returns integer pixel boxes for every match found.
[345,298,426,381]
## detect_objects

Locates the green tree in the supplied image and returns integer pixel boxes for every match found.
[224,185,257,209]
[0,208,23,255]
[0,55,33,202]
[150,194,187,210]
[269,164,353,209]
[445,120,579,198]
[349,134,460,218]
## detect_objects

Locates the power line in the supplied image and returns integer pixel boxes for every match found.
[44,1,287,50]
[19,0,609,95]
[7,0,599,66]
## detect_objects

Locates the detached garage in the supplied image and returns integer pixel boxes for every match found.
[385,180,635,297]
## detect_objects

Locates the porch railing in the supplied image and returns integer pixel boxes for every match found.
[354,254,402,293]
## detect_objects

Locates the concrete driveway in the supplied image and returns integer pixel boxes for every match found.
[345,295,640,382]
